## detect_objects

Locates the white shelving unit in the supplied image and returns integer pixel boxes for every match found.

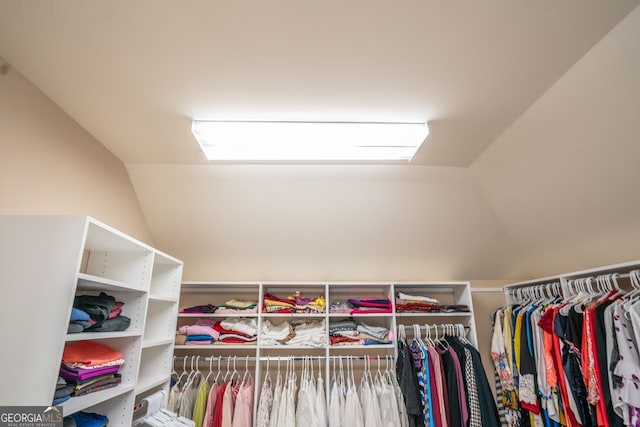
[176,280,477,420]
[0,215,182,425]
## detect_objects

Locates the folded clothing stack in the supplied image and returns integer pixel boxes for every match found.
[53,377,74,405]
[395,292,469,313]
[346,297,392,315]
[177,318,219,345]
[179,304,217,314]
[70,292,130,333]
[214,299,258,315]
[215,317,258,344]
[262,292,325,314]
[328,319,392,346]
[261,319,326,347]
[175,317,258,345]
[59,341,124,399]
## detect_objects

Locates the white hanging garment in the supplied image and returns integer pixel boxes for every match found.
[284,372,297,427]
[344,385,364,427]
[390,369,409,427]
[296,360,315,427]
[315,374,327,427]
[329,380,342,427]
[256,375,273,427]
[374,375,395,427]
[269,371,283,427]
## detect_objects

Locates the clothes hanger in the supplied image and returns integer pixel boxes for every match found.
[214,356,222,384]
[424,324,435,348]
[223,357,232,383]
[205,356,215,384]
[458,324,471,345]
[435,323,449,351]
[230,356,239,383]
[240,356,250,387]
[176,356,189,386]
[184,355,196,384]
[171,356,179,383]
[264,356,271,383]
[192,356,204,386]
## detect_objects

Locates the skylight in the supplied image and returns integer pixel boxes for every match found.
[191,120,429,162]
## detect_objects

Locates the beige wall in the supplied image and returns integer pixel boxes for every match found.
[127,163,530,281]
[470,281,510,396]
[471,5,640,278]
[0,64,153,244]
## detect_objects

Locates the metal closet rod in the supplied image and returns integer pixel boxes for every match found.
[173,355,395,363]
[399,323,470,330]
[509,271,639,292]
[508,270,640,298]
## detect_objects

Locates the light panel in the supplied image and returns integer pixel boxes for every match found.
[191,120,429,161]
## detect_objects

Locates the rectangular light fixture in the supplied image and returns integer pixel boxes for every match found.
[191,120,429,161]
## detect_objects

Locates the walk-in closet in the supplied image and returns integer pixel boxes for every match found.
[1,1,640,426]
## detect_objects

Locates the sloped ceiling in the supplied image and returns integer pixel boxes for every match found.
[1,1,639,280]
[471,5,640,278]
[0,1,636,166]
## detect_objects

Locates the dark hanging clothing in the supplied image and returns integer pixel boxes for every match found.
[397,339,424,427]
[438,344,463,427]
[464,342,501,426]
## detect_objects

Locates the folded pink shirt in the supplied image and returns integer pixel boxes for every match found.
[178,324,220,339]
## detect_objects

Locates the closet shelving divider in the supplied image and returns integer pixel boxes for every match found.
[177,280,477,420]
[0,215,182,426]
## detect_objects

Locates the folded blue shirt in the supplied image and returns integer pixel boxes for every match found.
[70,412,108,427]
[70,307,91,321]
[185,334,213,342]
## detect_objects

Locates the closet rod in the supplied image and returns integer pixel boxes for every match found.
[508,270,639,292]
[399,324,470,330]
[173,355,395,363]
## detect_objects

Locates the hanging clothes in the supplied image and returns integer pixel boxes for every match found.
[496,276,640,427]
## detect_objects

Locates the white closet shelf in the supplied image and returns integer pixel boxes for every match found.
[178,313,258,318]
[174,345,256,350]
[394,312,473,317]
[260,345,326,350]
[136,375,170,395]
[0,216,183,423]
[65,330,143,342]
[261,313,325,318]
[142,338,174,349]
[329,344,394,350]
[77,273,143,293]
[148,295,178,303]
[327,313,393,317]
[62,383,135,415]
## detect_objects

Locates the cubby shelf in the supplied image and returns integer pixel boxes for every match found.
[0,216,183,426]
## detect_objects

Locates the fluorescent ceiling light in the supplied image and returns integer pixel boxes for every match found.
[191,120,429,161]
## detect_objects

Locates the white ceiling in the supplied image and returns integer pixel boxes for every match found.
[0,0,637,166]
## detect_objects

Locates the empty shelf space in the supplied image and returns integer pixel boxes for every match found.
[65,330,143,342]
[148,294,178,303]
[142,338,174,349]
[77,273,143,293]
[136,375,170,395]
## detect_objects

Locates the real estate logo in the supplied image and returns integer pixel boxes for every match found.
[0,406,63,427]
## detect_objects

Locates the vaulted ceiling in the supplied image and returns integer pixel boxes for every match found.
[0,1,636,166]
[2,1,639,280]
